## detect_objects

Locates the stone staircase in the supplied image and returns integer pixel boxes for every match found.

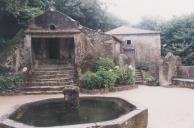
[22,64,76,95]
[135,69,144,84]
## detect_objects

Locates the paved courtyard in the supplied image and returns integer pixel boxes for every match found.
[0,85,194,128]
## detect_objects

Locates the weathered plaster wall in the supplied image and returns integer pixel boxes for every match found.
[115,34,161,75]
[177,66,194,79]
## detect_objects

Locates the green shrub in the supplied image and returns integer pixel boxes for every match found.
[0,74,21,91]
[96,70,117,88]
[137,62,149,71]
[143,72,159,86]
[96,58,115,71]
[82,71,102,90]
[115,66,134,85]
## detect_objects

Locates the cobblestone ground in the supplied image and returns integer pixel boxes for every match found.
[0,85,194,128]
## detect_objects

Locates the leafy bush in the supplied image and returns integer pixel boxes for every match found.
[137,62,149,71]
[82,71,102,90]
[96,58,115,71]
[96,70,117,88]
[0,74,21,91]
[143,72,159,86]
[82,58,135,89]
[115,66,134,85]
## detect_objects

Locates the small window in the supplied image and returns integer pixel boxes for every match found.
[50,24,56,30]
[127,40,131,45]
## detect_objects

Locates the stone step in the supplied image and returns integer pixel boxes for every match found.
[31,71,75,75]
[135,81,144,84]
[136,77,143,79]
[31,75,73,80]
[26,81,74,86]
[23,85,67,91]
[23,90,62,95]
[135,76,142,78]
[28,78,73,82]
[33,67,74,71]
[38,64,73,67]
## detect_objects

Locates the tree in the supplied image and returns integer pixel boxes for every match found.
[160,15,194,65]
[136,16,162,30]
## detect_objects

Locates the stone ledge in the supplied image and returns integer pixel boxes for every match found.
[80,85,138,94]
[172,78,194,89]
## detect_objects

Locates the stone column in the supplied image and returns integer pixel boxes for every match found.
[24,34,32,65]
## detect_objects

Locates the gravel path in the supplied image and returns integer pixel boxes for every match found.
[0,85,194,128]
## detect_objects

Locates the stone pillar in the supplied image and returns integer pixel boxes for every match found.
[159,52,182,86]
[74,34,82,78]
[63,85,80,110]
[24,34,32,65]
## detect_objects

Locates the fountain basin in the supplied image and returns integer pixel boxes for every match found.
[0,97,148,128]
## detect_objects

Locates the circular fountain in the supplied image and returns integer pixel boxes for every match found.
[0,86,148,128]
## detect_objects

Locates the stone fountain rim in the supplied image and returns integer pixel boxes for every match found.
[0,96,147,128]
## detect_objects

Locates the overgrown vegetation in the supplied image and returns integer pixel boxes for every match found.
[115,66,134,85]
[0,0,126,37]
[142,71,159,86]
[96,58,115,71]
[0,66,21,91]
[82,58,135,90]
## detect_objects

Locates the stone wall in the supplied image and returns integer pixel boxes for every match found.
[115,34,161,75]
[3,38,26,72]
[177,66,194,79]
[76,27,121,74]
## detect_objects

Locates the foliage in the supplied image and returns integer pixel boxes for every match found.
[82,71,102,89]
[137,63,149,71]
[159,15,194,65]
[0,0,125,33]
[136,16,162,30]
[82,70,117,89]
[96,58,115,71]
[82,58,135,89]
[115,66,134,85]
[96,70,117,88]
[0,74,21,91]
[143,71,159,86]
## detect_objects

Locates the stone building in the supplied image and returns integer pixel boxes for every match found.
[2,7,127,94]
[13,7,122,74]
[107,26,161,75]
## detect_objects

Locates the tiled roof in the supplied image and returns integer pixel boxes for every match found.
[106,26,160,35]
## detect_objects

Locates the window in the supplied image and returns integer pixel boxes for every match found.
[49,24,56,30]
[127,40,131,45]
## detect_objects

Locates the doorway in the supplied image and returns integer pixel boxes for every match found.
[47,38,60,59]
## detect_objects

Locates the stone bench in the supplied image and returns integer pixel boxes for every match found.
[172,78,194,89]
